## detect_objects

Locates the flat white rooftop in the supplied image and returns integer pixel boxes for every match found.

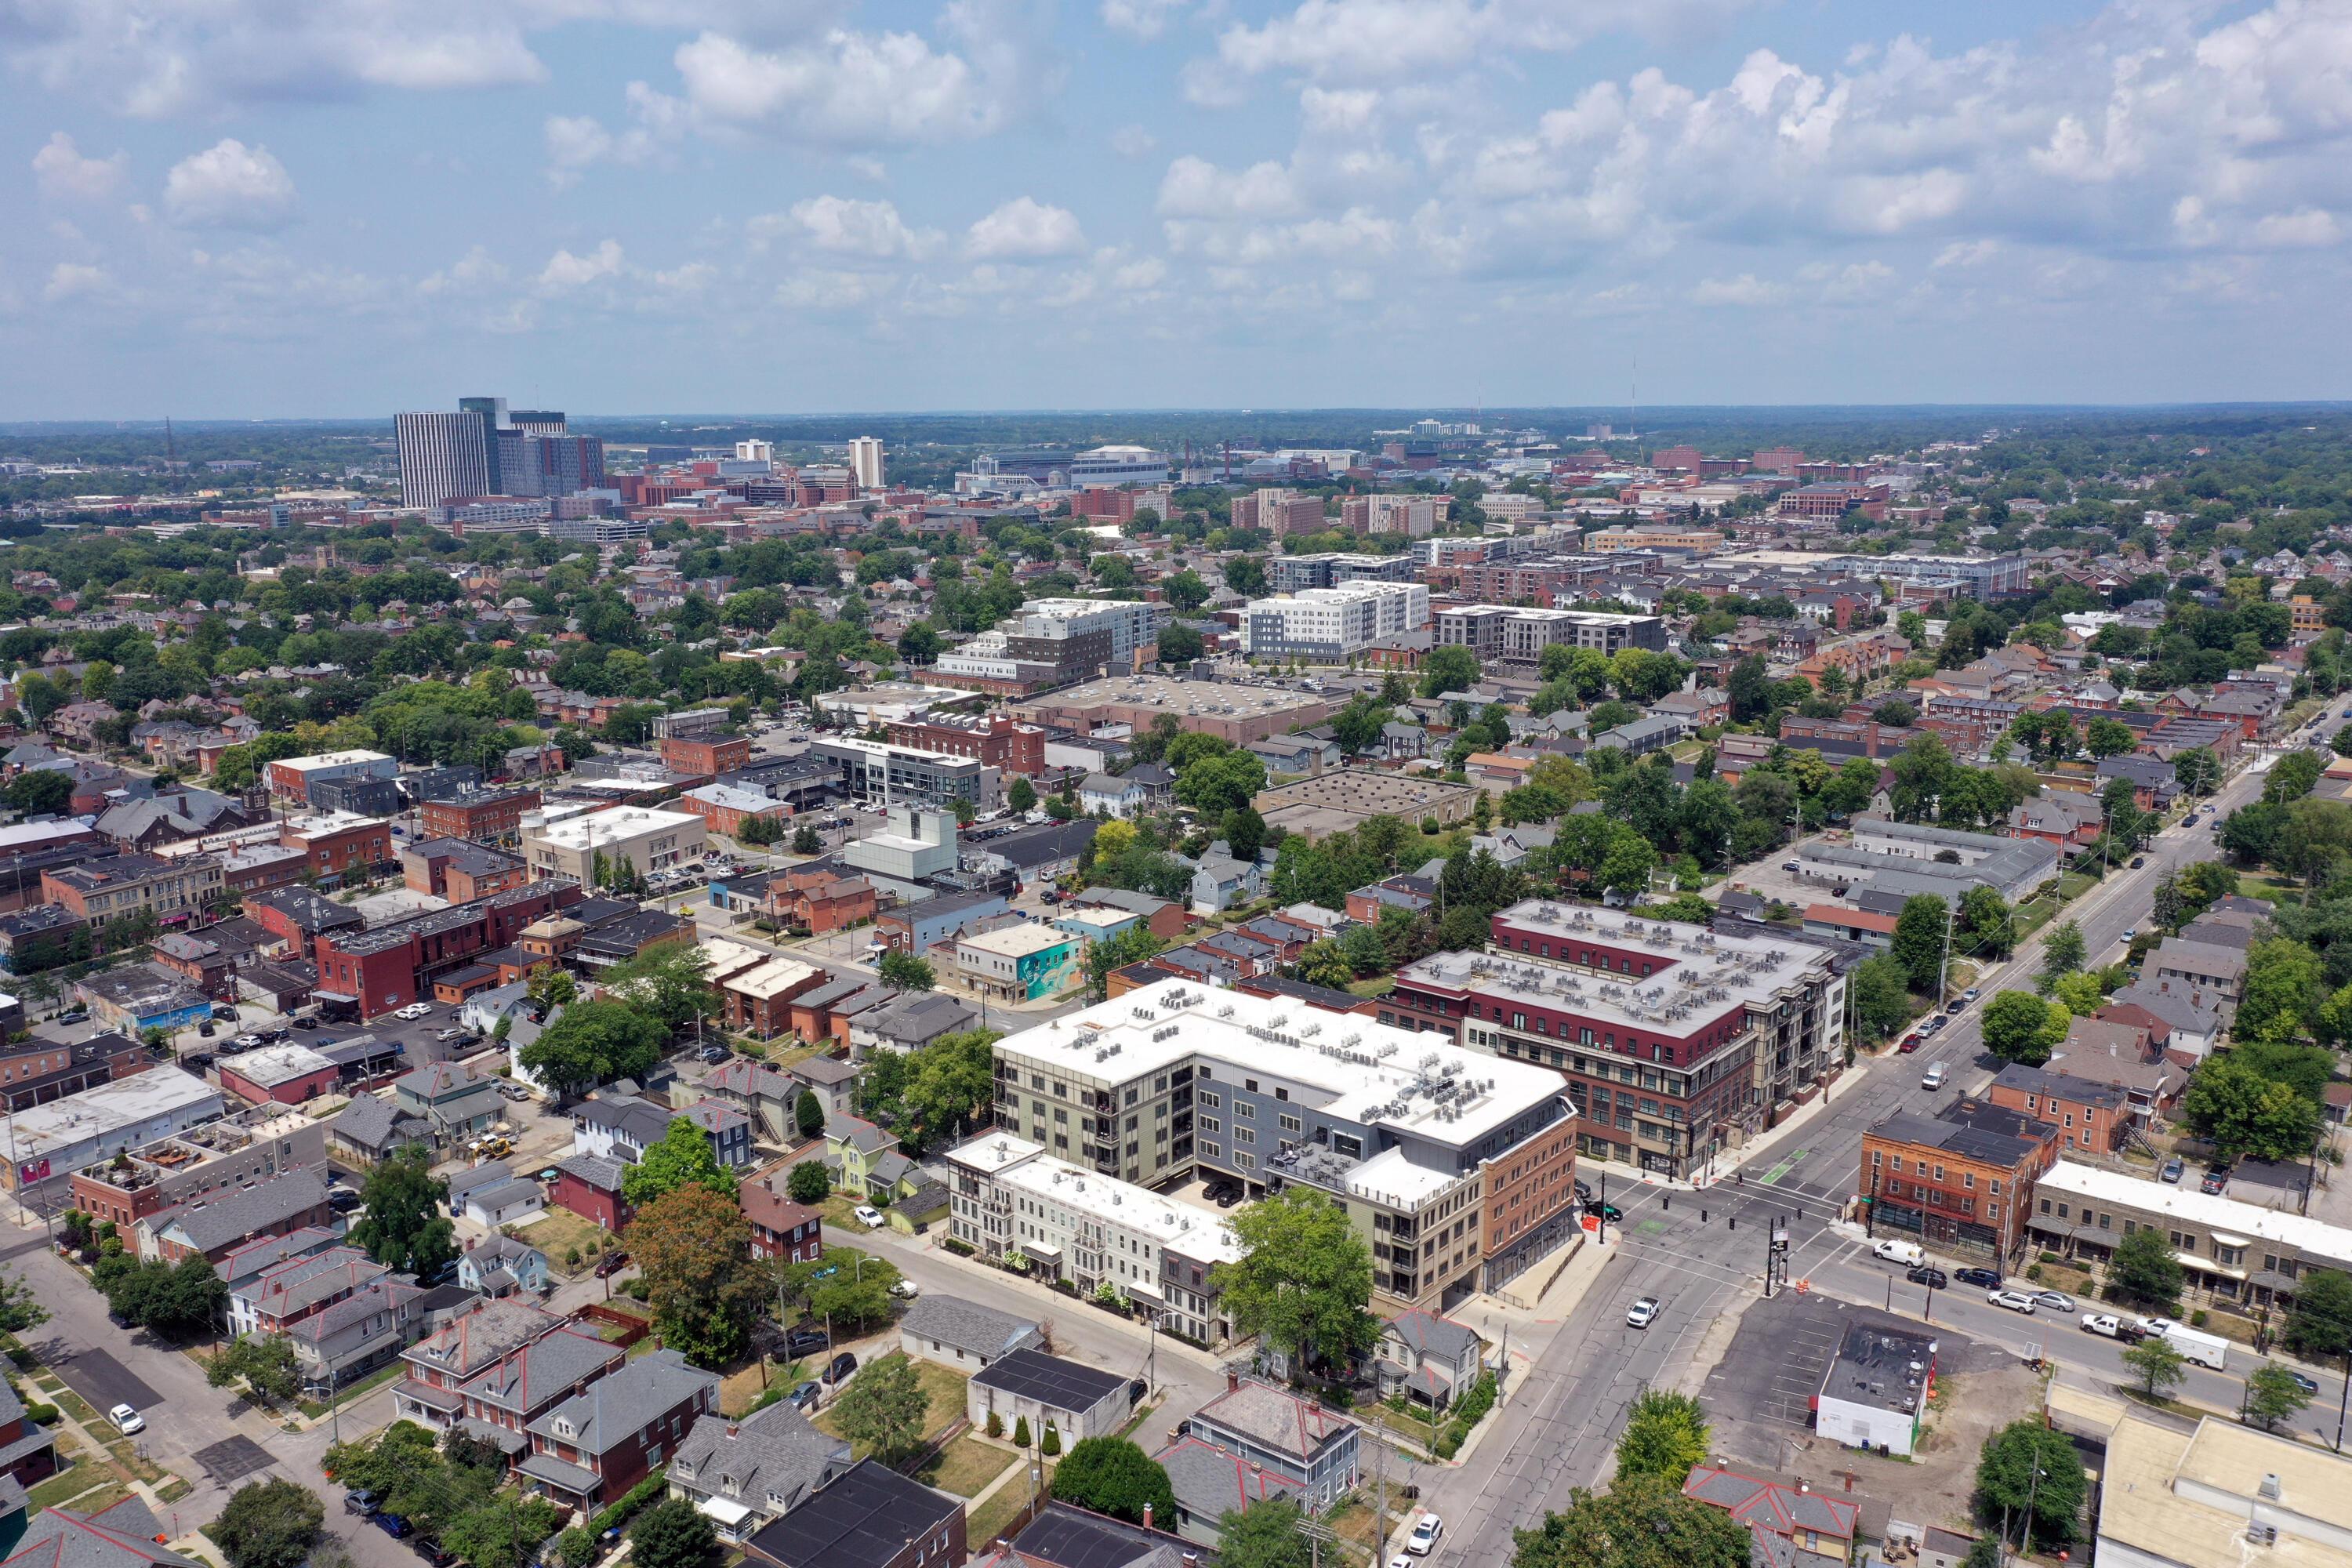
[960,924,1074,958]
[526,807,700,849]
[274,750,392,771]
[950,1132,1240,1261]
[12,1068,222,1159]
[993,977,1566,1149]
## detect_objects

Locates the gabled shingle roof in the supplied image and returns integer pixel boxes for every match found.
[524,1348,715,1455]
[899,1296,1040,1360]
[151,1170,327,1254]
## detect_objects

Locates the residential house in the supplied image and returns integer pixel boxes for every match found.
[2102,982,2225,1062]
[139,1169,334,1267]
[1373,1309,1483,1412]
[572,1093,677,1164]
[550,1154,631,1233]
[0,1374,56,1488]
[896,1297,1041,1373]
[1189,842,1266,916]
[666,1399,854,1544]
[392,1061,505,1145]
[739,1460,964,1568]
[848,992,982,1058]
[518,1348,720,1512]
[394,1298,626,1456]
[2151,938,2246,1009]
[1153,1436,1302,1548]
[679,1099,757,1171]
[2009,792,2106,848]
[700,1059,800,1144]
[966,1349,1133,1446]
[1987,1064,2132,1155]
[824,1118,911,1201]
[328,1093,434,1167]
[8,1496,198,1568]
[785,1057,860,1125]
[457,1235,550,1298]
[1681,1465,1863,1568]
[1185,1375,1360,1511]
[740,1166,823,1264]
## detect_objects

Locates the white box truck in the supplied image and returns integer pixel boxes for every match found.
[2162,1323,2229,1370]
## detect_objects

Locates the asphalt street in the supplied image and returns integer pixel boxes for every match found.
[1428,743,2281,1568]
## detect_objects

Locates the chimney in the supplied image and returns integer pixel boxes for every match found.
[1143,1505,1152,1532]
[725,1422,739,1439]
[1226,1370,1239,1393]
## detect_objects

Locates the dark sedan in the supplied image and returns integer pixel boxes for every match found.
[1905,1265,1948,1289]
[1954,1266,2003,1289]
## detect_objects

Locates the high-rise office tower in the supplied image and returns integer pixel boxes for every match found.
[396,411,491,509]
[848,436,884,492]
[495,431,605,496]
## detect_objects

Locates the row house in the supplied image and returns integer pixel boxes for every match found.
[740,1164,824,1264]
[518,1349,720,1512]
[395,1297,627,1461]
[1859,1098,2060,1264]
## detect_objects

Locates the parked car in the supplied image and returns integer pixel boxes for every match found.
[291,1016,318,1030]
[107,1404,143,1435]
[1963,987,1980,1001]
[854,1205,886,1229]
[1128,1378,1147,1405]
[372,1514,412,1541]
[1921,1016,1945,1036]
[2081,1314,2143,1341]
[1407,1515,1443,1556]
[328,1190,363,1213]
[785,1329,830,1359]
[786,1381,822,1412]
[1873,1239,1925,1265]
[2032,1290,2078,1312]
[888,1279,919,1299]
[2131,856,2146,869]
[2161,1157,2185,1184]
[2202,1167,2230,1195]
[1987,1289,2039,1314]
[412,1541,456,1568]
[197,1022,216,1038]
[343,1490,378,1519]
[824,1352,858,1385]
[1625,1298,1661,1330]
[1897,1032,1922,1053]
[1944,999,1965,1015]
[594,1250,631,1278]
[1905,1265,1948,1289]
[55,1010,86,1025]
[234,1033,261,1050]
[698,1044,729,1064]
[184,1052,214,1070]
[395,1003,433,1022]
[1954,1266,2002,1288]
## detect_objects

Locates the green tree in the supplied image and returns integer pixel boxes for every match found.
[599,942,716,1033]
[1086,927,1168,1003]
[623,1119,738,1206]
[878,951,936,991]
[1889,895,1950,995]
[1980,991,2068,1067]
[2,771,72,816]
[1163,570,1211,613]
[206,1334,303,1405]
[794,1088,826,1141]
[2286,1269,2352,1359]
[630,1501,718,1568]
[213,1479,325,1568]
[350,1146,457,1280]
[1613,1388,1710,1485]
[1294,939,1356,990]
[1214,1498,1313,1568]
[2178,1054,2322,1163]
[2049,971,2103,1014]
[2236,937,2328,1044]
[2107,1226,2183,1310]
[1512,1475,1751,1568]
[2122,1336,2188,1401]
[1958,885,2013,957]
[793,825,822,855]
[1973,1419,2087,1551]
[2244,1364,2316,1431]
[1850,956,1914,1043]
[831,1354,929,1461]
[1417,644,1482,699]
[2040,920,2085,990]
[519,998,670,1105]
[442,1494,565,1568]
[1049,1438,1176,1527]
[787,1160,831,1203]
[1212,1186,1375,1370]
[0,1268,49,1334]
[1007,777,1038,814]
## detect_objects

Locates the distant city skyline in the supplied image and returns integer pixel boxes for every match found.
[5,0,2351,418]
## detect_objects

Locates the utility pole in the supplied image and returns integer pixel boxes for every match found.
[1937,895,1955,1006]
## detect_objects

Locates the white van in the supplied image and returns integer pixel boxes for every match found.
[1921,1062,1948,1091]
[2162,1323,2229,1370]
[1871,1239,1926,1267]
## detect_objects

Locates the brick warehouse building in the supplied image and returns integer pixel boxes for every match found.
[419,786,542,845]
[280,811,394,881]
[1860,1098,2060,1263]
[884,713,1047,777]
[314,880,585,1020]
[43,852,225,926]
[1388,902,1845,1177]
[659,735,752,776]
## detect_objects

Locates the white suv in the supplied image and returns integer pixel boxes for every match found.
[395,1003,434,1021]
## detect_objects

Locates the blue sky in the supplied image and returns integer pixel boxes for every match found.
[4,0,2350,419]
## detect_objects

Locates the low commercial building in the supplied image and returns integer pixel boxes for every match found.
[2027,1160,2352,1316]
[1794,816,2060,908]
[70,1104,326,1229]
[77,964,215,1036]
[1861,1098,2060,1263]
[1814,1319,1939,1459]
[945,1132,1241,1345]
[896,1297,1040,1373]
[2092,1406,2352,1568]
[280,811,394,881]
[419,786,543,845]
[401,838,531,900]
[43,852,225,926]
[314,879,583,1021]
[218,1042,340,1105]
[875,891,1011,956]
[266,750,397,804]
[1250,770,1480,842]
[967,1348,1131,1444]
[954,924,1080,1002]
[678,784,789,839]
[522,808,706,883]
[1010,675,1336,746]
[809,735,994,809]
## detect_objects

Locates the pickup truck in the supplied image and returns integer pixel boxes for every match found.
[2081,1314,2147,1342]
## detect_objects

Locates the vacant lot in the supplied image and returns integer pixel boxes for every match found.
[815,1355,971,1457]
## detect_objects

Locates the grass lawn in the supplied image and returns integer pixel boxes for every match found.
[913,1435,1016,1498]
[524,1210,619,1278]
[104,1440,167,1484]
[2056,872,2096,902]
[297,1361,405,1418]
[966,1461,1049,1548]
[1346,976,1396,1000]
[27,1465,100,1511]
[815,1356,971,1455]
[156,1477,191,1504]
[49,1388,101,1429]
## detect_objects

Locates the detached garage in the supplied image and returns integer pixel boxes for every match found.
[967,1348,1132,1446]
[463,1176,548,1229]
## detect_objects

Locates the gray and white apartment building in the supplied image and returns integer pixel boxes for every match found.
[1433,604,1668,667]
[1240,582,1430,661]
[809,736,994,809]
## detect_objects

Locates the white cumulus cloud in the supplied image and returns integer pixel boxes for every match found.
[32,132,127,201]
[965,197,1087,260]
[789,195,938,259]
[538,239,626,290]
[42,262,107,302]
[164,139,296,229]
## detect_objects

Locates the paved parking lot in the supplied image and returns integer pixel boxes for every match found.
[46,1342,162,1418]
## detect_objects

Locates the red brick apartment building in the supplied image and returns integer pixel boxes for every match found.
[1860,1098,2060,1263]
[1987,1063,2131,1156]
[420,786,542,845]
[885,713,1047,775]
[281,813,394,880]
[660,735,752,775]
[1388,902,1845,1178]
[314,880,583,1020]
[741,1165,824,1263]
[43,851,224,925]
[401,838,530,901]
